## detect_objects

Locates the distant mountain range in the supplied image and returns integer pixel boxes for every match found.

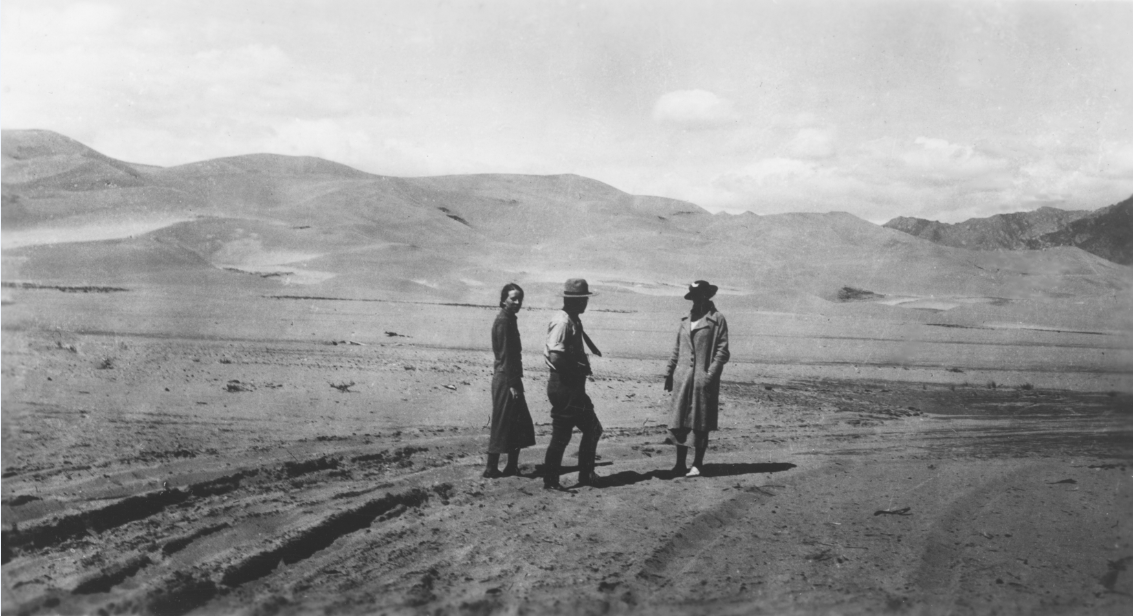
[884,198,1132,265]
[1023,198,1133,265]
[3,129,1129,308]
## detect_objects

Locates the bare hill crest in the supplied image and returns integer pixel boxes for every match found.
[1,129,147,190]
[3,130,1130,307]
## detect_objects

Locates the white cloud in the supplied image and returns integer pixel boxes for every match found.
[716,136,1014,203]
[651,90,738,129]
[859,137,1011,187]
[791,112,821,127]
[736,158,819,186]
[194,45,291,77]
[1097,142,1133,178]
[1013,157,1080,203]
[787,127,836,159]
[268,119,375,161]
[265,118,478,177]
[8,2,124,45]
[698,131,1133,223]
[709,157,875,216]
[701,136,1021,221]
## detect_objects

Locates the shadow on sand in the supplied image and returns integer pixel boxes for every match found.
[531,462,796,489]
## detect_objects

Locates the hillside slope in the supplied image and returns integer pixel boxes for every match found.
[4,130,1130,307]
[1027,196,1133,265]
[884,207,1090,251]
[1,129,147,189]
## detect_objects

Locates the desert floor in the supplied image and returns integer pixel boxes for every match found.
[2,288,1132,615]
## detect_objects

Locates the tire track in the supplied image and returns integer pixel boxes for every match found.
[2,441,459,616]
[3,445,433,562]
[2,471,253,559]
[636,486,781,588]
[218,487,433,588]
[907,461,1126,613]
[69,485,441,616]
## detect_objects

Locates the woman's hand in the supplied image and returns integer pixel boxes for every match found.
[707,365,721,383]
[663,374,673,392]
[509,386,522,399]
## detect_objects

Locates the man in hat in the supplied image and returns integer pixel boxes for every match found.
[664,280,730,477]
[542,278,605,489]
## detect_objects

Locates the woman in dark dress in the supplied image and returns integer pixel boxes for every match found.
[485,283,536,478]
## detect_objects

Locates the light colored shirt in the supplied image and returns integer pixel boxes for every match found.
[544,310,589,372]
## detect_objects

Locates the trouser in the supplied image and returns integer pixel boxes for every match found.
[544,373,603,484]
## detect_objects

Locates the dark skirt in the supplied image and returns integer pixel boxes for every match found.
[489,372,536,453]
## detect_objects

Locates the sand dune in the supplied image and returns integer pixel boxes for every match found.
[3,129,1131,313]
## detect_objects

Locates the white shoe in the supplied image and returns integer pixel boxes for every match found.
[685,466,701,478]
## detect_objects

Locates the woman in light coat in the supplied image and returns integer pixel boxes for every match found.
[663,280,730,477]
[485,283,536,478]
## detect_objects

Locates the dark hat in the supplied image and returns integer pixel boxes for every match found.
[561,278,598,297]
[684,280,718,300]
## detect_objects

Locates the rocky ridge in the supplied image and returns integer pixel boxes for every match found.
[884,199,1131,265]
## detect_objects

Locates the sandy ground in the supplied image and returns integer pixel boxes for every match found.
[3,290,1133,615]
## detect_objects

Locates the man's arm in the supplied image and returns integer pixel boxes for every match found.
[545,315,570,375]
[546,350,571,374]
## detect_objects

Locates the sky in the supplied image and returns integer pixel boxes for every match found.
[3,0,1132,223]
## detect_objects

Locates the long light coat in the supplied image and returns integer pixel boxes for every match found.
[665,310,730,432]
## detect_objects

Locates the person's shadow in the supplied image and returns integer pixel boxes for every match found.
[531,462,796,488]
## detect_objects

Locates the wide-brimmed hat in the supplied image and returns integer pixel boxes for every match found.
[561,278,598,297]
[684,280,718,300]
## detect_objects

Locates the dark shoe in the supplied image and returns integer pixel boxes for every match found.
[670,465,688,477]
[501,466,520,477]
[482,468,503,479]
